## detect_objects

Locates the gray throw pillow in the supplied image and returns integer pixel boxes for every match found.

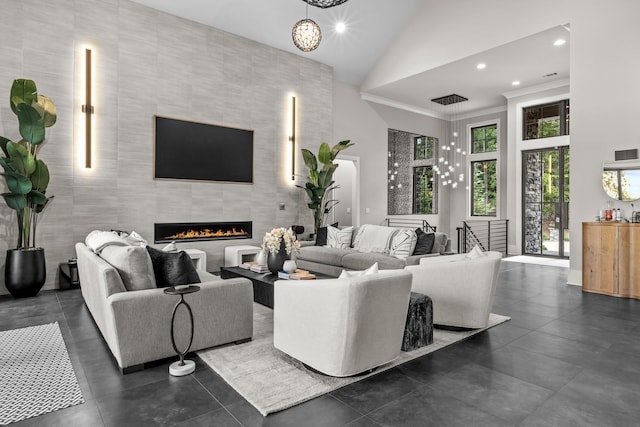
[432,233,449,254]
[146,246,201,288]
[99,245,157,291]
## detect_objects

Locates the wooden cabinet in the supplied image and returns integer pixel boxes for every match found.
[582,222,640,299]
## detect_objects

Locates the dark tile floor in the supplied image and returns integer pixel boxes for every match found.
[2,259,640,426]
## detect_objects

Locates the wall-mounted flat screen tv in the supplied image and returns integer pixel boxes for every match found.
[154,116,253,183]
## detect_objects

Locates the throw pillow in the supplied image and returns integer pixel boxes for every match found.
[389,228,418,259]
[99,245,157,291]
[339,262,379,278]
[326,226,354,249]
[85,230,130,254]
[124,230,148,247]
[315,227,328,246]
[315,222,338,246]
[146,246,201,288]
[432,233,449,254]
[413,229,435,255]
[465,244,487,259]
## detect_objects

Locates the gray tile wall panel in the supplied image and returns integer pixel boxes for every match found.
[0,0,331,293]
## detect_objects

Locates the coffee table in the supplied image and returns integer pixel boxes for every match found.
[219,266,333,308]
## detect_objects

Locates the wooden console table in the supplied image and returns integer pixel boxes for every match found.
[582,221,640,299]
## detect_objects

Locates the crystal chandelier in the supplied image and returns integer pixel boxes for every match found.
[292,3,322,52]
[302,0,349,8]
[432,95,468,190]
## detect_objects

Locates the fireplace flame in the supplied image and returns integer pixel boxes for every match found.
[165,227,249,240]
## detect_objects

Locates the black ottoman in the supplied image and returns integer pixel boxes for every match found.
[402,292,434,351]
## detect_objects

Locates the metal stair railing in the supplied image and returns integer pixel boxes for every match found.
[456,219,508,254]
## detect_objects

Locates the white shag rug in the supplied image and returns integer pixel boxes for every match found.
[0,322,84,425]
[198,304,509,416]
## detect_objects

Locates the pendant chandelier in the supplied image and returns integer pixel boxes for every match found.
[432,94,468,190]
[292,3,322,52]
[302,0,349,8]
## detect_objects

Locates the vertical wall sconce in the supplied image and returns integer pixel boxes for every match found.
[290,96,296,180]
[81,48,94,168]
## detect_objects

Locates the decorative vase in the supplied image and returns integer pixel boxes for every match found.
[283,259,297,274]
[5,248,46,298]
[267,246,289,274]
[255,250,267,265]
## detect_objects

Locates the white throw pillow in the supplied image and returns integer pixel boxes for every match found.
[99,245,157,291]
[389,228,418,259]
[465,244,487,259]
[85,230,130,254]
[125,230,148,247]
[339,262,379,278]
[326,226,354,249]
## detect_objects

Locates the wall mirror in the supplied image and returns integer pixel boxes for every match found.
[602,160,640,201]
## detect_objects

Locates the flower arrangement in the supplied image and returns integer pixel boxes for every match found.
[262,227,301,255]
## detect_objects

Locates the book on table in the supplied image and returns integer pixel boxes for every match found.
[277,269,315,280]
[249,264,269,273]
[240,261,257,270]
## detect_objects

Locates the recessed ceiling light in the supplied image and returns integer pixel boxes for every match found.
[554,39,566,46]
[476,63,486,70]
[336,22,346,33]
[512,80,521,86]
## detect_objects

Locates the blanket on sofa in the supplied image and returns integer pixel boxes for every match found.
[353,224,397,253]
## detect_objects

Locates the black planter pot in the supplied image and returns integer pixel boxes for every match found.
[5,248,46,298]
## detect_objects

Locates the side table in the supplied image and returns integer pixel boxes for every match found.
[224,245,261,266]
[183,249,207,272]
[402,292,434,351]
[163,285,200,376]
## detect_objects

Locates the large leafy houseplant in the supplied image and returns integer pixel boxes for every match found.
[298,140,353,234]
[0,79,55,249]
[1,79,56,297]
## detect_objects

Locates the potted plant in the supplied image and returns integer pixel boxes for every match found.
[0,79,56,297]
[298,140,353,234]
[261,227,301,274]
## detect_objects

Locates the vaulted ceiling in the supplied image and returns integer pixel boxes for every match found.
[130,0,570,118]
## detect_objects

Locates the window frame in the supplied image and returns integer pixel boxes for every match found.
[522,99,570,141]
[467,120,500,218]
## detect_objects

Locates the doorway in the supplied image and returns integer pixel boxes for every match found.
[522,146,570,258]
[330,157,359,227]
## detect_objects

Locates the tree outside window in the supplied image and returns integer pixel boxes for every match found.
[414,136,435,160]
[523,100,570,140]
[472,124,497,153]
[413,166,434,214]
[472,160,497,216]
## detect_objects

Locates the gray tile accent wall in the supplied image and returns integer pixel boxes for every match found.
[0,0,332,293]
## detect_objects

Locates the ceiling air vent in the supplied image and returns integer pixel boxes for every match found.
[431,94,468,105]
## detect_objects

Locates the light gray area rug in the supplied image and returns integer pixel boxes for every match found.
[0,322,84,425]
[198,304,509,416]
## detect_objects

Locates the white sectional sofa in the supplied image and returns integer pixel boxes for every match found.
[76,242,254,373]
[296,224,451,277]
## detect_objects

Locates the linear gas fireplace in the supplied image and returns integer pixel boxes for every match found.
[154,221,252,243]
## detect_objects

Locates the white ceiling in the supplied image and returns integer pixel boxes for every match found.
[129,0,423,86]
[130,0,570,118]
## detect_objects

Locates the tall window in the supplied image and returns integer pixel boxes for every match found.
[413,166,434,214]
[523,99,570,140]
[472,160,497,216]
[414,136,435,160]
[469,123,498,217]
[387,129,438,215]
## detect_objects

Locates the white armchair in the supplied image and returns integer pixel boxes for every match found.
[273,270,413,377]
[405,251,502,329]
